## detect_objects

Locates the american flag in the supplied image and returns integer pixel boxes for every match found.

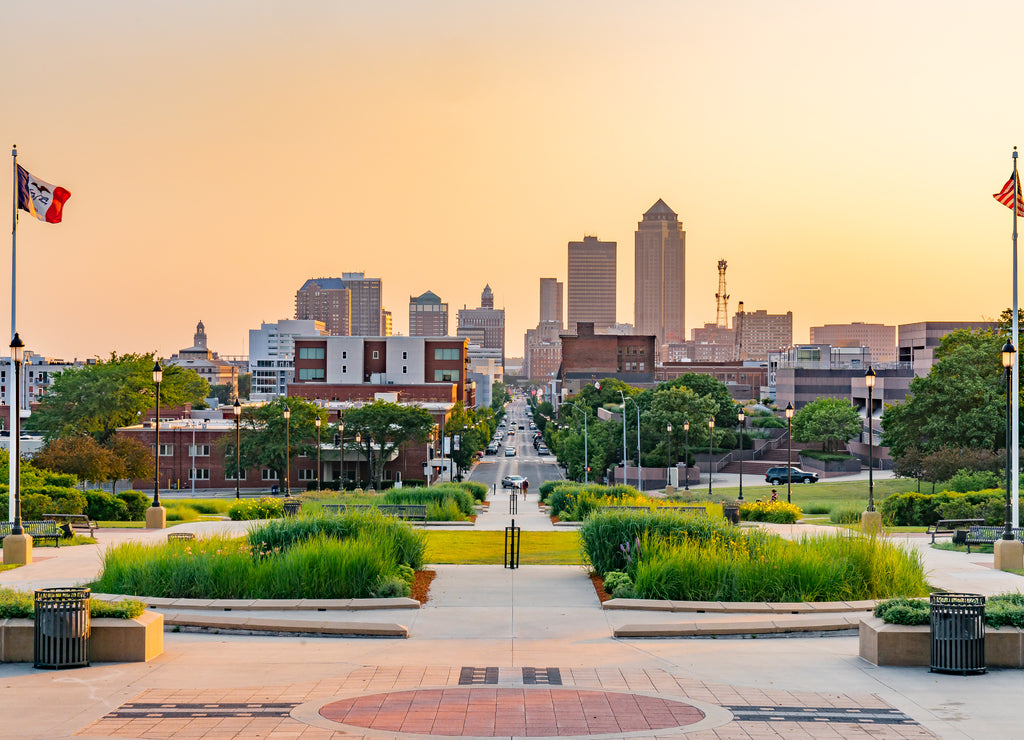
[993,171,1024,216]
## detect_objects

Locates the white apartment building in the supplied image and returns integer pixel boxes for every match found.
[248,319,328,399]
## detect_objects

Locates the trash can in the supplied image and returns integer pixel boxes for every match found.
[930,592,985,675]
[722,504,740,525]
[283,500,302,516]
[34,587,90,669]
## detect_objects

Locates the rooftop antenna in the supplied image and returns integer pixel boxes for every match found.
[715,259,730,328]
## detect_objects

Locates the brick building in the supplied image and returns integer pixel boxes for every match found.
[558,322,656,393]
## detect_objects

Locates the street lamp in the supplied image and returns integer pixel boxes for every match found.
[10,334,24,537]
[865,367,876,511]
[152,361,162,508]
[666,422,673,489]
[683,420,690,491]
[233,398,241,499]
[619,392,641,491]
[737,409,745,501]
[785,402,794,504]
[1002,340,1016,543]
[618,390,629,488]
[565,402,590,482]
[283,405,291,497]
[708,418,715,497]
[315,415,322,493]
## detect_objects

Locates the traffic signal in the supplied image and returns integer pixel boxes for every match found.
[334,433,341,446]
[586,466,592,473]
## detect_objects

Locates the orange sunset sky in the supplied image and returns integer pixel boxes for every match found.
[3,1,1023,362]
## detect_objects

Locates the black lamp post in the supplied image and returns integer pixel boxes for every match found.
[355,432,363,487]
[1003,340,1016,542]
[338,421,345,488]
[785,402,794,504]
[10,334,24,536]
[152,362,162,508]
[683,420,690,491]
[283,404,291,497]
[708,418,715,497]
[737,409,745,501]
[315,415,322,492]
[666,422,673,489]
[233,398,241,499]
[865,367,876,512]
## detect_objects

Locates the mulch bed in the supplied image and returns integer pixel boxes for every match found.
[412,569,436,604]
[590,573,612,603]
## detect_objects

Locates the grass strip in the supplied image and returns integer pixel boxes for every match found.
[423,530,584,564]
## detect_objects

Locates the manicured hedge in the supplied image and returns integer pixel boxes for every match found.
[878,490,1004,526]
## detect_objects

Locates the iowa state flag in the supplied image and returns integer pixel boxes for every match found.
[16,164,70,223]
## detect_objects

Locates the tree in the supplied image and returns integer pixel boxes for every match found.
[881,329,1010,459]
[237,373,251,399]
[446,402,492,477]
[28,353,209,443]
[105,436,154,494]
[32,436,114,490]
[791,397,862,452]
[342,401,435,490]
[209,383,235,405]
[237,397,326,488]
[657,373,739,428]
[647,386,720,465]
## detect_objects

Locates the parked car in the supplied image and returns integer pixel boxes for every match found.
[537,446,550,455]
[502,474,527,488]
[764,467,819,484]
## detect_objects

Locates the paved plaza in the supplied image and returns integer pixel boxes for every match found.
[0,483,1021,740]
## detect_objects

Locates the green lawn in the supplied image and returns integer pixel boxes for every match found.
[423,530,584,565]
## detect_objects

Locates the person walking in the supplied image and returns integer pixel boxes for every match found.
[522,479,529,501]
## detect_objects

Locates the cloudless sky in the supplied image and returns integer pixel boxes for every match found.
[3,1,1022,361]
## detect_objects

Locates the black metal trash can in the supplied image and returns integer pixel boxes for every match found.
[930,592,985,675]
[722,504,740,525]
[34,587,90,669]
[283,500,302,516]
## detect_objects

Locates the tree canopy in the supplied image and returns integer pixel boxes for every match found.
[342,401,435,490]
[28,353,208,443]
[791,397,862,452]
[237,397,327,488]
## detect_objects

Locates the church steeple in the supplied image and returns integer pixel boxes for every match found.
[194,320,207,350]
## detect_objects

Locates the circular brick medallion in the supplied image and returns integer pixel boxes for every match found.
[320,687,705,736]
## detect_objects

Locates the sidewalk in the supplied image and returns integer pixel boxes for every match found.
[0,507,1021,739]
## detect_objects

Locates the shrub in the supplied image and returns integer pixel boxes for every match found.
[117,491,150,521]
[873,597,930,625]
[879,490,1004,526]
[739,500,802,523]
[0,589,145,619]
[166,505,200,522]
[20,493,54,521]
[601,571,635,599]
[875,594,1024,629]
[228,497,285,520]
[947,469,1003,493]
[803,504,832,515]
[383,486,475,518]
[460,481,488,503]
[86,490,129,521]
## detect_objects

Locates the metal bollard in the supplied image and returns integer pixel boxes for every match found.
[509,490,518,514]
[504,519,520,569]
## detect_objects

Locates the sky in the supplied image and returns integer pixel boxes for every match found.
[3,1,1023,362]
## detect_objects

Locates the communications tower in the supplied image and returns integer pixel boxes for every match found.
[715,259,729,328]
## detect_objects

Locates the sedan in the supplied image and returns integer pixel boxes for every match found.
[502,474,528,488]
[764,467,819,484]
[504,446,517,457]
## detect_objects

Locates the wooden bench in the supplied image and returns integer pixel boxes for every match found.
[0,520,61,547]
[926,518,985,544]
[322,503,428,521]
[965,525,1024,553]
[44,513,98,538]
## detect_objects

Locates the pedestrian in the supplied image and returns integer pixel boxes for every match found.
[522,479,529,501]
[770,488,778,502]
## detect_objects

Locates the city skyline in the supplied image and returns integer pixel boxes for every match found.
[4,2,1021,361]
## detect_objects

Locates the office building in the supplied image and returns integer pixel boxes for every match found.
[898,320,998,374]
[409,291,449,336]
[810,322,897,364]
[248,319,328,399]
[558,322,655,393]
[539,278,563,327]
[735,308,793,361]
[567,236,616,333]
[634,199,686,346]
[457,285,505,368]
[295,273,383,337]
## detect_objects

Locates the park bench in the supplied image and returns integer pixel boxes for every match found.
[44,514,98,538]
[926,518,985,544]
[965,525,1024,554]
[0,520,61,547]
[322,503,428,521]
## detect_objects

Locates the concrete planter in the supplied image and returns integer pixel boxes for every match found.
[799,455,861,473]
[0,611,163,664]
[859,616,1024,668]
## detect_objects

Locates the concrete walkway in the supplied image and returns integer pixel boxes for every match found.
[0,498,1022,739]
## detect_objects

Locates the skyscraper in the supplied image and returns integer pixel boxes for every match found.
[295,273,383,336]
[457,285,505,367]
[539,277,563,328]
[634,199,685,347]
[409,290,449,336]
[567,236,616,333]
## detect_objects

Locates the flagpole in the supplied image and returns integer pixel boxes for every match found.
[9,146,16,524]
[1014,147,1020,528]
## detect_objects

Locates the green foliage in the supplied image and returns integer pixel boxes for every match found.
[383,485,475,518]
[228,497,285,520]
[739,500,802,523]
[341,400,435,490]
[829,506,864,524]
[85,490,129,521]
[799,450,857,462]
[791,397,862,452]
[117,491,151,521]
[631,531,928,602]
[459,481,489,503]
[27,352,208,443]
[749,415,786,428]
[602,571,635,599]
[874,597,930,625]
[237,397,327,487]
[879,490,1005,526]
[947,468,1003,493]
[0,589,145,619]
[875,594,1024,629]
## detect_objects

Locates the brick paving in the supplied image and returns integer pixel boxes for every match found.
[77,666,939,739]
